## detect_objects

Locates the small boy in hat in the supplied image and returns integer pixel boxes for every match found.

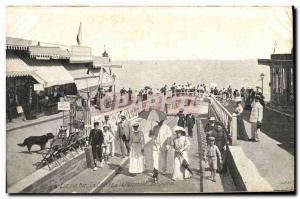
[102,124,115,164]
[206,137,222,182]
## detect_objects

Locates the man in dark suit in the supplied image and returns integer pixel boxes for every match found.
[177,108,186,128]
[186,113,195,137]
[89,122,104,171]
[117,114,131,158]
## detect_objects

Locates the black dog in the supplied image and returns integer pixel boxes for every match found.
[17,133,55,153]
[153,168,159,184]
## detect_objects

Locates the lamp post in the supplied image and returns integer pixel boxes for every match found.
[260,73,265,95]
[112,73,116,106]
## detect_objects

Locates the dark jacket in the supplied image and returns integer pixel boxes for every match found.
[177,113,186,127]
[186,115,195,129]
[89,129,104,146]
[117,120,131,140]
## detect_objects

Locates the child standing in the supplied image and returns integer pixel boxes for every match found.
[206,137,222,182]
[102,124,115,164]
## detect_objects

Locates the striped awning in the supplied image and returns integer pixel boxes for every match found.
[32,66,74,88]
[69,56,93,63]
[92,56,111,68]
[6,52,74,88]
[29,46,71,59]
[6,52,43,84]
[6,37,32,51]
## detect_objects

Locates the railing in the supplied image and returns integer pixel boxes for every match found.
[208,95,237,145]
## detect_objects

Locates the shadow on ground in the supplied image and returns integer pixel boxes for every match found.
[224,101,295,155]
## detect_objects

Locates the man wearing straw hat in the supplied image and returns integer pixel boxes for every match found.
[117,113,131,158]
[249,95,263,142]
[233,96,247,139]
[204,117,217,141]
[151,119,172,176]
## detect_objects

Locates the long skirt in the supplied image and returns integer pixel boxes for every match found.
[129,143,144,174]
[172,151,191,180]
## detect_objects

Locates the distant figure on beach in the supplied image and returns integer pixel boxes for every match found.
[227,85,232,99]
[128,88,133,102]
[249,95,263,142]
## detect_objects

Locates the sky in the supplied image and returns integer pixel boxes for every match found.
[6,6,293,60]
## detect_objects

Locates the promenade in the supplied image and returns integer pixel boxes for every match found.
[220,100,294,191]
[99,116,201,193]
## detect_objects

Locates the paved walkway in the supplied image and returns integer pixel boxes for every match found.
[52,116,178,193]
[99,116,202,193]
[222,100,294,191]
[6,106,103,132]
[6,105,131,187]
[198,118,236,193]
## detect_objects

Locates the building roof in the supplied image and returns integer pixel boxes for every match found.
[29,46,71,59]
[6,52,35,77]
[6,37,32,51]
[7,52,74,88]
[92,56,111,68]
[258,53,294,68]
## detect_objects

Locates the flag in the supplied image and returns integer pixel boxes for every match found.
[77,22,82,46]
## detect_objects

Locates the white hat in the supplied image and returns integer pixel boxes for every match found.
[234,97,242,102]
[120,112,126,117]
[103,124,110,129]
[209,117,215,121]
[132,122,139,127]
[173,126,186,132]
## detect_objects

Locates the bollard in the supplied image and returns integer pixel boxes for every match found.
[231,114,237,145]
[84,146,94,169]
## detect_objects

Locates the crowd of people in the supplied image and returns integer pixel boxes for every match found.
[87,107,199,182]
[87,82,265,184]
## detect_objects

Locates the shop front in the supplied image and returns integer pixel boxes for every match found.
[6,51,76,122]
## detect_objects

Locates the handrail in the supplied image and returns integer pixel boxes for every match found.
[209,95,237,145]
[211,95,232,118]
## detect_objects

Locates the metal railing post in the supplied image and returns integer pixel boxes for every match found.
[231,114,237,145]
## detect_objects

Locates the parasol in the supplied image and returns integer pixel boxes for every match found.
[138,108,167,123]
[178,151,193,175]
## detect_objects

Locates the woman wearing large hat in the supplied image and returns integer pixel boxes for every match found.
[128,122,145,175]
[171,126,192,181]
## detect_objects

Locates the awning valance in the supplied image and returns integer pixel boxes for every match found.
[33,66,74,88]
[6,52,74,88]
[6,53,44,84]
[69,56,93,63]
[92,56,111,68]
[29,46,71,59]
[6,37,32,51]
[75,77,101,91]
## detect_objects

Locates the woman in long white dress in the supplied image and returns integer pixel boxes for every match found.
[172,126,192,181]
[129,122,145,174]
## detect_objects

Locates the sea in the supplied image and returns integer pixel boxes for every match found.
[112,60,271,101]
